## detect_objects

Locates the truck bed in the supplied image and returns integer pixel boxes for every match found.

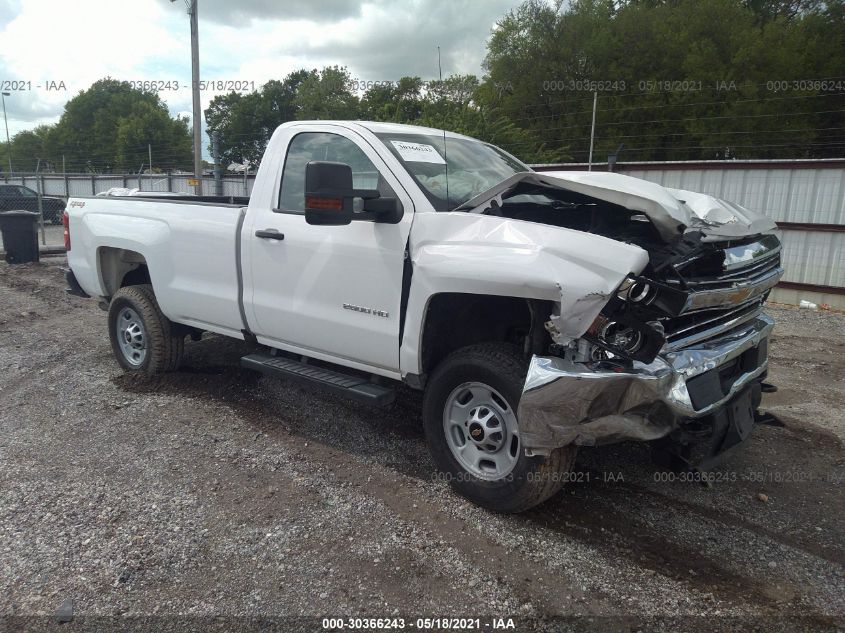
[122,193,250,206]
[66,195,248,338]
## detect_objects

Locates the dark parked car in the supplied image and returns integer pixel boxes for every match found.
[0,185,66,224]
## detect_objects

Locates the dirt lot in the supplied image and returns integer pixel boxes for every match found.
[0,258,843,632]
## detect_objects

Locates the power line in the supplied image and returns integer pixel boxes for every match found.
[515,107,845,136]
[559,139,845,157]
[500,125,845,149]
[504,91,845,125]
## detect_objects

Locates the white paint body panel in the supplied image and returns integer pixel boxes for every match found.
[65,120,771,381]
[66,199,246,338]
[462,170,778,241]
[241,123,416,376]
[620,164,844,304]
[400,212,649,374]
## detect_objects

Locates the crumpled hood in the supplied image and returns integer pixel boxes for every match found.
[462,170,778,242]
[665,187,779,240]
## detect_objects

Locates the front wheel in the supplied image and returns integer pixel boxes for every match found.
[423,343,577,513]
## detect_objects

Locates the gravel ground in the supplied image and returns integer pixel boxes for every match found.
[0,258,843,632]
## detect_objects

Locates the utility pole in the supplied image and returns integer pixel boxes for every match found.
[1,91,11,176]
[588,91,597,171]
[189,0,203,194]
[173,0,203,194]
[211,131,222,196]
[148,143,153,189]
[35,158,45,245]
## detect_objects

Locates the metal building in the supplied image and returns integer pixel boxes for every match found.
[534,159,845,309]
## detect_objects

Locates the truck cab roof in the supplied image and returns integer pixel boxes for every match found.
[278,120,479,141]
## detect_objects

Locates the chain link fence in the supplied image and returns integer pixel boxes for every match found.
[1,172,256,198]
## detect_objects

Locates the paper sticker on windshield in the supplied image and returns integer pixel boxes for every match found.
[390,141,446,164]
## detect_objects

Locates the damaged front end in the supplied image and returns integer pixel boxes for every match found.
[519,232,783,468]
[448,168,784,468]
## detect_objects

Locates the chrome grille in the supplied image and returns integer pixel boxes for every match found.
[675,234,781,288]
[661,234,782,349]
[663,301,764,350]
[684,254,781,289]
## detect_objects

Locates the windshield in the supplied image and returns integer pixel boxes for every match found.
[375,132,528,211]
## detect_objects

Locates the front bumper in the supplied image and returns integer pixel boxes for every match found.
[518,313,774,455]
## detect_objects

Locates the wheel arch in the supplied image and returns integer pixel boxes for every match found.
[97,246,151,297]
[409,292,553,387]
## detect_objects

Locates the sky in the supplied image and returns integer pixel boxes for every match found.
[0,0,523,141]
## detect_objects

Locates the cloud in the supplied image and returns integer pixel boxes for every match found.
[0,0,524,139]
[197,0,518,89]
[0,0,19,31]
[297,0,518,79]
[0,91,61,124]
[0,0,186,136]
[172,0,363,25]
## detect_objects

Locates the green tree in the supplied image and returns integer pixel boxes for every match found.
[484,0,845,161]
[205,90,262,165]
[360,76,424,122]
[115,101,192,172]
[5,126,53,172]
[205,69,309,165]
[42,78,191,172]
[294,66,360,120]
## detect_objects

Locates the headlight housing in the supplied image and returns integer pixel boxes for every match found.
[583,275,671,363]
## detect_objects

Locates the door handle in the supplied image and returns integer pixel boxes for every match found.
[255,229,285,240]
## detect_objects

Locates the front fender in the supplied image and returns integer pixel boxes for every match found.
[400,212,649,376]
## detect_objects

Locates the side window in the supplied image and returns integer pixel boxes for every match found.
[277,132,392,213]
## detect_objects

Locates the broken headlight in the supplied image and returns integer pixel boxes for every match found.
[616,277,654,304]
[586,313,665,363]
[598,321,645,354]
[583,275,673,363]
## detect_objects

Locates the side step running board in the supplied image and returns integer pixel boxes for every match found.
[241,353,395,406]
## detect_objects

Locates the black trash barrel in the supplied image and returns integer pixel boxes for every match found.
[0,210,40,264]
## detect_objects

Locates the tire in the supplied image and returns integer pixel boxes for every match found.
[423,342,577,513]
[108,284,184,376]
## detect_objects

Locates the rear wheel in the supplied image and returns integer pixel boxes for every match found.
[108,284,183,376]
[423,343,577,513]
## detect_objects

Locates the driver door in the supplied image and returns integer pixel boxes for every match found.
[242,127,414,376]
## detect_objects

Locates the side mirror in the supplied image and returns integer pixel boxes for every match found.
[362,196,403,224]
[304,161,379,226]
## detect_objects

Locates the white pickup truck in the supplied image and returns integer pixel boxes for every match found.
[65,121,783,512]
